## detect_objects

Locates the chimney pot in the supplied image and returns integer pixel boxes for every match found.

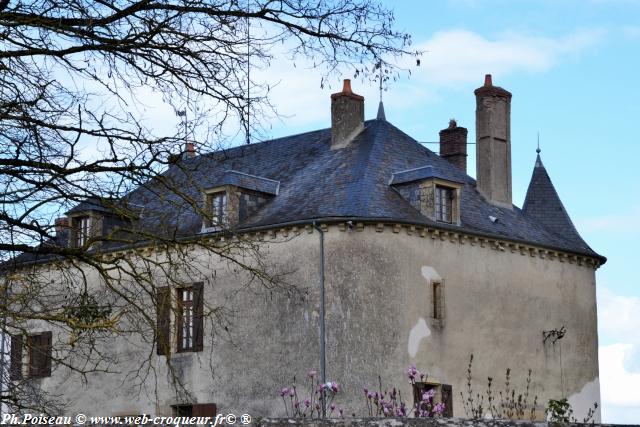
[342,79,353,94]
[484,74,493,86]
[185,142,196,158]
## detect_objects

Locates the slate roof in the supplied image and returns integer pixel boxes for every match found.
[131,116,603,260]
[7,115,605,266]
[389,165,462,186]
[522,154,594,255]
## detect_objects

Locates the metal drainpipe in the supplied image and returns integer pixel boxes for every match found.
[0,277,9,418]
[312,221,326,418]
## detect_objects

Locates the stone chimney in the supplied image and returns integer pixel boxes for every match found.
[439,119,468,172]
[331,79,364,150]
[474,74,513,209]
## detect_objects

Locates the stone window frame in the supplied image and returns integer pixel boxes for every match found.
[432,279,445,322]
[202,186,230,231]
[412,380,453,417]
[68,212,101,248]
[429,279,445,328]
[419,178,462,225]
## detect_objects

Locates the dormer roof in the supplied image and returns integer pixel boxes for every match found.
[216,170,279,195]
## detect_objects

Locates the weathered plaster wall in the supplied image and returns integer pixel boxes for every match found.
[36,224,600,420]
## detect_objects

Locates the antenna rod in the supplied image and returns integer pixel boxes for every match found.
[246,6,250,145]
[379,61,383,103]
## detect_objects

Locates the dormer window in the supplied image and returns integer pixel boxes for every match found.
[203,189,229,230]
[201,171,279,232]
[210,191,228,227]
[74,216,92,247]
[435,186,454,223]
[389,166,462,225]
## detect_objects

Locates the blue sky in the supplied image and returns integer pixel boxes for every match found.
[249,0,639,422]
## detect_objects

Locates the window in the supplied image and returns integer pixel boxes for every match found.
[156,283,204,355]
[432,281,443,320]
[177,288,194,352]
[172,404,217,418]
[435,186,453,223]
[10,332,52,380]
[204,191,228,228]
[72,215,92,247]
[412,382,453,417]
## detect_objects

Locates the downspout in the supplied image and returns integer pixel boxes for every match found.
[0,277,9,418]
[312,221,326,418]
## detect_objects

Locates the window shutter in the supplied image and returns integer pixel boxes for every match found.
[10,335,23,380]
[192,403,216,417]
[441,384,453,417]
[192,282,204,352]
[156,286,171,355]
[27,334,39,377]
[42,331,52,377]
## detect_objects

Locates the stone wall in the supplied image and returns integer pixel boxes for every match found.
[255,418,638,427]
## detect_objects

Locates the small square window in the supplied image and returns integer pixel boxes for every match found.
[435,186,454,223]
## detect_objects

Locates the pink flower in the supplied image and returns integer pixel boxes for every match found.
[280,387,289,397]
[308,370,317,378]
[304,398,311,407]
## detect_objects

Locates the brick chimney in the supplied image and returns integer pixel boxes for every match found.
[54,217,69,237]
[474,74,513,209]
[184,142,196,158]
[439,119,468,172]
[330,79,364,150]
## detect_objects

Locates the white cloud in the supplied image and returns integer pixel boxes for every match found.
[597,286,640,422]
[598,287,640,344]
[254,28,605,134]
[407,29,604,87]
[600,344,640,406]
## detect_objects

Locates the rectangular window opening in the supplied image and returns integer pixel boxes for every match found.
[177,287,194,352]
[432,281,443,320]
[205,191,228,228]
[73,216,92,247]
[435,186,453,223]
